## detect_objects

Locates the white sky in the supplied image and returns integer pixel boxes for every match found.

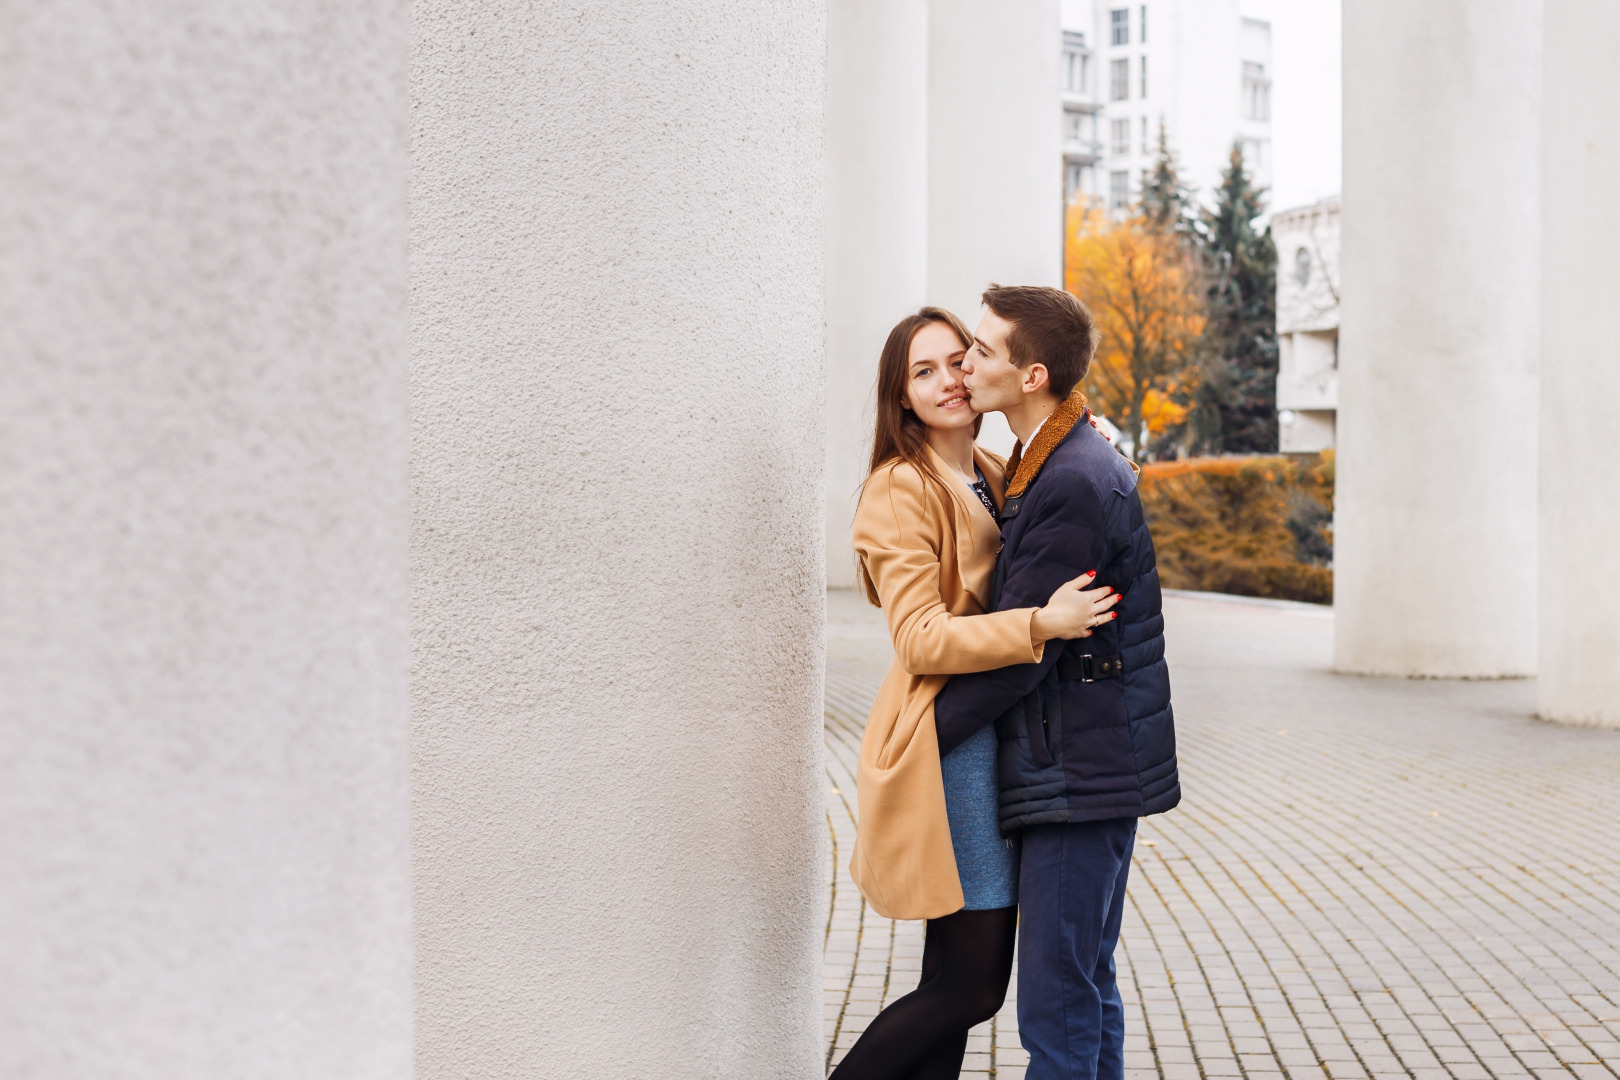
[1060,0,1342,215]
[1256,0,1341,213]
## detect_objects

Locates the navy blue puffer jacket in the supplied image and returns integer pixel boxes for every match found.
[933,419,1180,832]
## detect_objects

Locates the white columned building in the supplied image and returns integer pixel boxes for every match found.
[410,2,827,1075]
[825,0,1061,580]
[928,0,1064,323]
[1335,0,1542,677]
[826,0,930,589]
[1539,0,1620,728]
[0,4,413,1075]
[1273,197,1340,453]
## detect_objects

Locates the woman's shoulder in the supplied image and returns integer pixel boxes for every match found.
[856,458,944,530]
[860,457,936,500]
[869,453,918,481]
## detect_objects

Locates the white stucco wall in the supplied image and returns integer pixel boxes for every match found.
[928,0,1061,318]
[1274,199,1340,335]
[1335,0,1541,677]
[0,4,412,1077]
[1539,0,1620,728]
[826,0,1064,563]
[929,0,1063,418]
[826,0,929,589]
[410,3,827,1076]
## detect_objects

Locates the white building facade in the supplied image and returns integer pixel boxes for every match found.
[2,2,1062,1075]
[7,3,1620,1079]
[1062,30,1103,200]
[826,0,1062,587]
[1062,0,1272,209]
[1335,0,1540,680]
[1273,197,1340,452]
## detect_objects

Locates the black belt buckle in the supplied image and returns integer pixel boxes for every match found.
[1058,651,1123,683]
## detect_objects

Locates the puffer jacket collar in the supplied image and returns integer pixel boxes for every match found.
[1000,387,1090,522]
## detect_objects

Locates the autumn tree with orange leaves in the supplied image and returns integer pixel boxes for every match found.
[1066,205,1206,462]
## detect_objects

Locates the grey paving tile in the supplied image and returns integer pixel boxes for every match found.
[821,591,1620,1079]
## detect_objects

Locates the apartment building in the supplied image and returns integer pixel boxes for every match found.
[1063,0,1272,210]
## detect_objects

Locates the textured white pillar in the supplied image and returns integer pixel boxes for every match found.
[1335,0,1541,676]
[1539,0,1620,727]
[928,0,1063,453]
[826,0,929,588]
[410,3,826,1076]
[0,5,412,1078]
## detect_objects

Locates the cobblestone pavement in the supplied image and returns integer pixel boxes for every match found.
[824,589,1620,1080]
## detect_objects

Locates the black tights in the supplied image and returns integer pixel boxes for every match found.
[829,905,1017,1080]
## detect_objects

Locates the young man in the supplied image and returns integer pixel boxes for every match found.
[932,285,1180,1080]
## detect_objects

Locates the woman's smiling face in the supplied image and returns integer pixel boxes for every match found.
[903,320,977,432]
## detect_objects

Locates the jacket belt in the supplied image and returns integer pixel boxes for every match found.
[1056,651,1123,683]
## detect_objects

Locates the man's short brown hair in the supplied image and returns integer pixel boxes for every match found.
[981,284,1099,399]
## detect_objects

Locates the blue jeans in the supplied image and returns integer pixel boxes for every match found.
[1017,817,1137,1080]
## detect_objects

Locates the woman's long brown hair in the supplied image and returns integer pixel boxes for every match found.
[865,307,982,498]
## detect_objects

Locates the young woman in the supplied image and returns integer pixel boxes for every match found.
[832,308,1118,1079]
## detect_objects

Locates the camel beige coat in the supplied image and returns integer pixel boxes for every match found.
[849,444,1045,920]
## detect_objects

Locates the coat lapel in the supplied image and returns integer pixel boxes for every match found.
[922,443,1004,612]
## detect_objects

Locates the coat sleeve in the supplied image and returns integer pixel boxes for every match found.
[854,465,1044,677]
[932,483,1110,754]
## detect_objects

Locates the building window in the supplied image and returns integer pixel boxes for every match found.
[1240,137,1269,175]
[1140,54,1148,97]
[1243,61,1271,121]
[1065,162,1089,201]
[1110,58,1129,101]
[1111,118,1130,157]
[1065,110,1094,145]
[1140,5,1147,42]
[1294,247,1312,286]
[1140,116,1149,156]
[1110,8,1129,46]
[1109,170,1130,211]
[1065,49,1090,94]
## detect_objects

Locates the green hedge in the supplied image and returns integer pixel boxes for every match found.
[1137,452,1334,604]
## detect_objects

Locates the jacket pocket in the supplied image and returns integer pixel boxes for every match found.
[1023,695,1052,768]
[1022,671,1062,768]
[1040,674,1063,765]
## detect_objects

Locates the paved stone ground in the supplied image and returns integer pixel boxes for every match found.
[824,588,1620,1080]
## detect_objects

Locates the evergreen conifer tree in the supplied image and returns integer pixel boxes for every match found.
[1193,143,1278,454]
[1139,123,1194,239]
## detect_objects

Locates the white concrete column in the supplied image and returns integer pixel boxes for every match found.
[1335,0,1541,676]
[928,0,1063,453]
[0,5,412,1078]
[410,2,826,1076]
[825,0,929,588]
[1538,0,1620,727]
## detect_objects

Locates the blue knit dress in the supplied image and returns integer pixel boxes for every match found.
[937,469,1019,911]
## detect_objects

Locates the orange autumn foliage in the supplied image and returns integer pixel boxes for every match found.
[1066,206,1205,461]
[1137,452,1336,604]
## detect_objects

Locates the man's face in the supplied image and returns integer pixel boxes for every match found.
[962,311,1042,412]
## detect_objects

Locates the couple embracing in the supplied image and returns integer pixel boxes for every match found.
[833,285,1180,1080]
